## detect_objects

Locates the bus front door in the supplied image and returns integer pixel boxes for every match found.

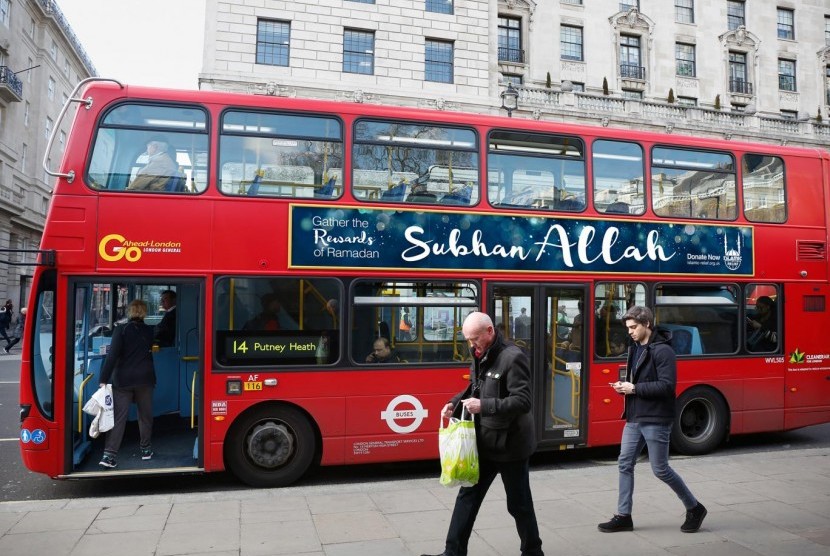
[490,284,587,447]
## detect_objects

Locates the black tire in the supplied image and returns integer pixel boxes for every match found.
[225,404,316,488]
[671,387,728,455]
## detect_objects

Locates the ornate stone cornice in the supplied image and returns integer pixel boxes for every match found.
[719,26,760,52]
[609,9,655,36]
[501,0,536,30]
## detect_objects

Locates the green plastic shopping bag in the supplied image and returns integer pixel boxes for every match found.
[438,406,479,487]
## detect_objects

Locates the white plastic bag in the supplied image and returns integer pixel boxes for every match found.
[83,384,114,438]
[438,407,479,487]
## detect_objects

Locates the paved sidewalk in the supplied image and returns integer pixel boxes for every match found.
[1,446,828,556]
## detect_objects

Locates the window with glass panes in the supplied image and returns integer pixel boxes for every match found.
[729,51,747,92]
[560,25,583,61]
[825,16,830,46]
[620,1,639,10]
[425,39,453,83]
[343,29,374,75]
[675,0,694,24]
[502,74,522,85]
[498,17,522,63]
[426,0,453,14]
[675,43,695,77]
[778,59,796,91]
[777,8,794,40]
[620,35,642,79]
[727,1,745,30]
[256,20,290,66]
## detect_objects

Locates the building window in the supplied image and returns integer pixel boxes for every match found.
[620,35,643,79]
[727,1,745,30]
[778,59,796,91]
[256,19,290,66]
[47,77,55,100]
[0,0,9,27]
[50,40,57,60]
[620,1,639,10]
[498,17,523,63]
[426,0,453,15]
[622,89,643,100]
[562,0,583,4]
[729,51,750,93]
[777,8,794,40]
[63,58,70,75]
[21,143,27,170]
[348,0,375,3]
[825,16,830,46]
[826,66,830,105]
[45,117,53,140]
[24,102,30,127]
[570,81,585,92]
[677,96,697,106]
[28,17,34,37]
[343,29,374,75]
[560,25,583,61]
[59,130,66,151]
[27,57,33,82]
[780,110,797,120]
[502,74,522,85]
[675,0,694,24]
[425,39,453,83]
[675,43,695,77]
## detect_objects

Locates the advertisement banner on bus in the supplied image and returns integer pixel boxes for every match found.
[289,205,753,276]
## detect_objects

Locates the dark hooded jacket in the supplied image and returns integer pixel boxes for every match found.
[451,330,536,462]
[622,327,676,423]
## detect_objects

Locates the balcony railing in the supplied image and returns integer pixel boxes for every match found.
[620,63,645,80]
[498,47,525,64]
[729,79,753,94]
[0,66,24,101]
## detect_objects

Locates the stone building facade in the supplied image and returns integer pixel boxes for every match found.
[199,0,830,147]
[0,0,93,307]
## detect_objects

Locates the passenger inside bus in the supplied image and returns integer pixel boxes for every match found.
[405,180,437,203]
[365,337,401,364]
[243,293,296,330]
[126,136,179,191]
[154,289,177,347]
[747,295,778,352]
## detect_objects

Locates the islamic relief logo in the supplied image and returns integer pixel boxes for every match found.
[723,233,743,271]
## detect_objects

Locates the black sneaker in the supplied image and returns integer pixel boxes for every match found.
[681,503,707,532]
[141,448,153,460]
[598,514,633,532]
[99,454,117,469]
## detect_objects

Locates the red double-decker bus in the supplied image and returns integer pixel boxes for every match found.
[17,78,830,486]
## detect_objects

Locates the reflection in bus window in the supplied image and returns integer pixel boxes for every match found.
[745,284,780,353]
[33,276,56,419]
[654,284,739,355]
[488,131,586,211]
[219,111,343,198]
[351,120,479,205]
[87,103,209,194]
[213,277,341,367]
[594,282,646,358]
[351,280,478,364]
[743,155,786,223]
[651,147,736,220]
[593,140,645,215]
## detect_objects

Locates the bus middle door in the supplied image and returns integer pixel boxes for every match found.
[489,284,587,448]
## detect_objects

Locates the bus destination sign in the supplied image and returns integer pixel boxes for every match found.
[289,205,754,276]
[216,331,326,366]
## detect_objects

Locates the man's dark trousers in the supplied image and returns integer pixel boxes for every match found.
[444,457,544,556]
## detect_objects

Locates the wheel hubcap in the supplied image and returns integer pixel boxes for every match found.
[247,422,293,468]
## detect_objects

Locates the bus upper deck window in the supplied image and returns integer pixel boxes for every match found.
[88,103,209,194]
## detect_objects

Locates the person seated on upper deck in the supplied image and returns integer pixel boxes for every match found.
[405,180,437,203]
[365,337,401,364]
[126,135,178,191]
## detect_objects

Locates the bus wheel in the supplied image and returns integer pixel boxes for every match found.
[671,387,728,455]
[225,405,316,488]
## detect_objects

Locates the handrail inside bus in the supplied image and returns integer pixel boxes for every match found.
[43,77,124,184]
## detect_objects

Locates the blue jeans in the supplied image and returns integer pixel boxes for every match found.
[617,422,697,515]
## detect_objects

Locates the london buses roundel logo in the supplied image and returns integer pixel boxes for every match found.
[380,395,429,434]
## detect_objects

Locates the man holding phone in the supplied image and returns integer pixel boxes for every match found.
[598,305,707,534]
